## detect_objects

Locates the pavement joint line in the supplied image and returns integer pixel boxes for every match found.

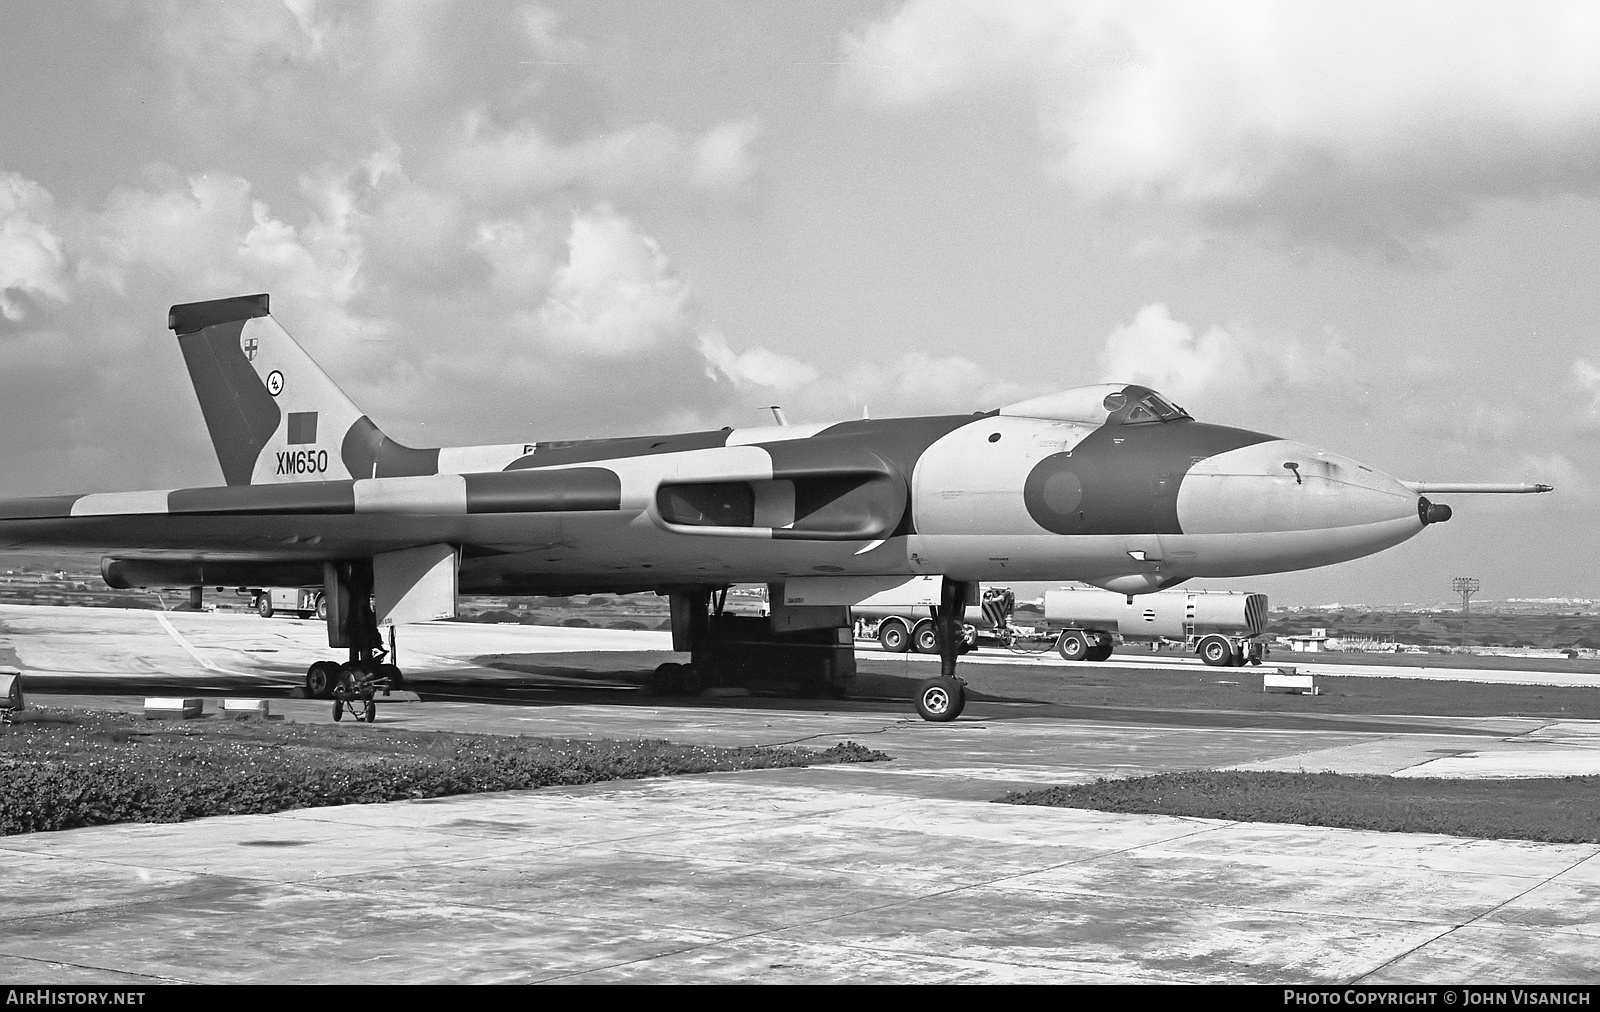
[1346,843,1600,984]
[754,718,922,748]
[0,951,194,984]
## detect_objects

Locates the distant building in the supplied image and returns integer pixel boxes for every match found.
[1284,627,1330,653]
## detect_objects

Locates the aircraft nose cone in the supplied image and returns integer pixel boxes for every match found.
[1177,439,1419,534]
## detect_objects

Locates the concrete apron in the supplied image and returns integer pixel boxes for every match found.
[2,702,1599,984]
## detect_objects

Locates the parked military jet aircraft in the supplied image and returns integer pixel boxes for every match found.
[0,295,1551,719]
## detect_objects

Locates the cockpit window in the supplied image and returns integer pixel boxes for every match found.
[1141,392,1190,421]
[1111,387,1193,425]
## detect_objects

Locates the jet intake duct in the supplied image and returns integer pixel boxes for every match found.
[102,557,325,590]
[653,457,907,541]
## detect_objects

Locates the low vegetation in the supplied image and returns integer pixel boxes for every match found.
[0,708,888,836]
[1005,770,1600,844]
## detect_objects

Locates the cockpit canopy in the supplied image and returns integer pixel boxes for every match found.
[999,384,1192,427]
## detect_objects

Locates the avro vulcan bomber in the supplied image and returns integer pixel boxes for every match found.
[0,295,1551,719]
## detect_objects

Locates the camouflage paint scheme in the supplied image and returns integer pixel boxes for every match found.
[0,295,1542,598]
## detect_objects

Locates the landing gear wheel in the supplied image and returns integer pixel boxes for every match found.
[1199,636,1231,666]
[680,665,704,696]
[651,662,683,694]
[878,621,909,653]
[913,621,939,654]
[1057,631,1090,662]
[305,661,340,699]
[337,662,361,690]
[914,677,965,722]
[256,595,272,618]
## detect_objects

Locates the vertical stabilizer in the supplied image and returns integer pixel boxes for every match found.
[169,294,438,485]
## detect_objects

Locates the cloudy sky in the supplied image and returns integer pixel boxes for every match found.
[2,0,1598,605]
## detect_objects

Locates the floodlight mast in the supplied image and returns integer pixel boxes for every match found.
[1452,577,1480,616]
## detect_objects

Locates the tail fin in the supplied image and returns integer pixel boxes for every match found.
[169,294,438,485]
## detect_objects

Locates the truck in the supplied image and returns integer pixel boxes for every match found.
[1043,588,1269,666]
[851,576,987,653]
[242,586,327,620]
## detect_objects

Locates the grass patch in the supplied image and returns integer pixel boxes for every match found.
[0,708,888,836]
[1004,771,1600,844]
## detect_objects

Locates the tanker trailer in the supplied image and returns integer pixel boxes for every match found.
[1042,589,1269,666]
[851,576,988,653]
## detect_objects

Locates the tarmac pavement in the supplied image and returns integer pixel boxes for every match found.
[2,604,1599,983]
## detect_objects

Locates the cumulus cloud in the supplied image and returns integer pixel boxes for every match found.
[536,209,694,358]
[1572,356,1600,415]
[1095,303,1361,410]
[1089,302,1570,489]
[698,330,818,390]
[444,115,762,206]
[842,0,1600,249]
[0,173,69,323]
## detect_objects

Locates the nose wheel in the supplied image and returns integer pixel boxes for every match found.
[914,676,966,722]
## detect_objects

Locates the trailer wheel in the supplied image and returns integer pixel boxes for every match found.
[912,621,939,654]
[1086,643,1113,662]
[256,595,272,618]
[305,661,339,699]
[878,620,909,653]
[1057,631,1090,662]
[914,677,965,722]
[1199,636,1231,666]
[315,594,328,621]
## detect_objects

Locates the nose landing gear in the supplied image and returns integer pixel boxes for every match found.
[913,577,974,722]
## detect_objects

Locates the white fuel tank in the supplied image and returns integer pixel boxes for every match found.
[1043,588,1267,640]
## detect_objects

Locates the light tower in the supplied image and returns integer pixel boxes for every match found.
[1452,577,1480,616]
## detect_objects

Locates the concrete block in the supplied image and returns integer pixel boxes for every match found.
[220,698,270,719]
[144,697,204,720]
[1263,669,1318,695]
[0,667,24,712]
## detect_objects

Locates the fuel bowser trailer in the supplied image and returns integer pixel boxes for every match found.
[1042,588,1269,665]
[852,576,984,653]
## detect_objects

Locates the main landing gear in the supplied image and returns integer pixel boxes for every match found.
[648,586,857,700]
[911,577,974,723]
[302,561,404,718]
[649,579,975,722]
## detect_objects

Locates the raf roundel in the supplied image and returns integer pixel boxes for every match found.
[266,370,285,397]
